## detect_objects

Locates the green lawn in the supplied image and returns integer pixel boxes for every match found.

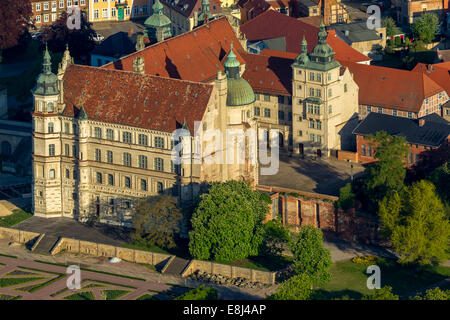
[317,258,450,299]
[0,277,45,288]
[103,289,130,300]
[0,209,32,227]
[64,291,95,300]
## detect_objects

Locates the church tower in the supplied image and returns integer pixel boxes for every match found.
[198,0,211,25]
[144,0,172,41]
[292,22,358,158]
[32,45,63,217]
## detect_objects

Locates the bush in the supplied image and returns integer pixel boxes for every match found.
[394,36,402,47]
[351,255,378,265]
[270,274,314,300]
[410,287,450,300]
[362,286,399,300]
[174,285,218,300]
[259,219,290,257]
[337,183,355,210]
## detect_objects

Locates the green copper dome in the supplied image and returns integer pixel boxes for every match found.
[34,45,59,96]
[224,43,255,106]
[293,36,310,67]
[144,0,171,39]
[307,21,341,71]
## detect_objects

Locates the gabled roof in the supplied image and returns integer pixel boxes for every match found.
[241,10,370,63]
[103,17,245,83]
[62,65,213,132]
[161,0,222,18]
[237,0,271,14]
[353,112,450,147]
[341,61,444,112]
[332,22,382,43]
[412,62,450,97]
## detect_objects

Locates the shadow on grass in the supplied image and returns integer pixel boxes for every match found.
[312,289,364,300]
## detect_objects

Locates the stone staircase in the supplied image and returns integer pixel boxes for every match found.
[162,257,190,276]
[32,235,60,255]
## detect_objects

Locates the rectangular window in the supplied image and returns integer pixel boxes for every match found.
[65,144,70,156]
[49,144,55,156]
[309,134,314,142]
[138,155,148,169]
[328,73,332,81]
[111,8,116,17]
[409,152,413,164]
[298,130,302,136]
[255,93,260,100]
[36,15,42,23]
[123,153,131,166]
[138,134,148,146]
[393,110,398,116]
[122,131,132,144]
[154,158,164,171]
[328,88,332,97]
[154,137,164,149]
[278,96,284,104]
[317,135,322,144]
[328,105,332,114]
[94,127,102,139]
[264,108,271,118]
[317,73,322,82]
[368,145,372,157]
[316,89,321,97]
[254,106,260,116]
[124,176,131,188]
[309,72,315,81]
[309,88,314,96]
[278,110,285,120]
[95,148,101,162]
[59,0,64,8]
[51,13,56,22]
[106,129,114,140]
[94,9,99,19]
[362,144,366,156]
[44,14,49,22]
[44,2,49,10]
[96,172,102,184]
[140,179,147,191]
[263,94,270,102]
[344,83,347,92]
[102,8,108,18]
[107,150,113,163]
[64,122,70,134]
[378,107,383,113]
[367,106,372,112]
[36,3,41,11]
[316,120,322,130]
[108,174,114,186]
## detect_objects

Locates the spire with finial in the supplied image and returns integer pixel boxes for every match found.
[318,20,328,45]
[199,0,211,23]
[224,42,240,71]
[43,43,52,74]
[153,0,163,14]
[293,36,310,66]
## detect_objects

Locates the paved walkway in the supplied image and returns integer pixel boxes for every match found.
[0,240,268,300]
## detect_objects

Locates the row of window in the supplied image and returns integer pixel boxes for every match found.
[366,106,414,118]
[34,0,84,11]
[253,107,292,121]
[93,6,131,19]
[35,13,58,23]
[309,119,322,130]
[309,134,322,144]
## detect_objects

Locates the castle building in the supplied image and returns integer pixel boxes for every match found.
[32,17,360,224]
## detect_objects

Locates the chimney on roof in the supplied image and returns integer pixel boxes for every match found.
[344,30,349,37]
[418,118,425,126]
[133,56,145,75]
[427,64,434,72]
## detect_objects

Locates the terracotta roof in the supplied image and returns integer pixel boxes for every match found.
[161,0,222,18]
[241,51,293,95]
[297,16,322,28]
[412,62,450,97]
[240,10,370,63]
[103,17,245,83]
[342,62,444,112]
[266,0,291,9]
[237,0,271,14]
[62,65,213,133]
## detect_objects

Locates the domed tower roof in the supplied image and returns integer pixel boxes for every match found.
[34,44,59,96]
[224,43,255,107]
[293,36,310,67]
[307,21,341,71]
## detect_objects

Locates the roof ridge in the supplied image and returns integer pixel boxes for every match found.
[102,16,231,69]
[70,64,214,87]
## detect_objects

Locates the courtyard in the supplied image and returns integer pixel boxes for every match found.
[259,154,366,196]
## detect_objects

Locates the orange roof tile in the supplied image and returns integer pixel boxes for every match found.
[62,65,213,132]
[240,10,370,63]
[342,62,444,112]
[103,17,244,83]
[412,62,450,97]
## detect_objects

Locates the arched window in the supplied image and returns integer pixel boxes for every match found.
[49,169,55,179]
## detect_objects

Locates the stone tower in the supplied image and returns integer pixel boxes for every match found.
[32,45,63,217]
[291,22,358,157]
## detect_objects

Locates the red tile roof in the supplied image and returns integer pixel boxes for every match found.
[103,17,245,83]
[412,62,450,97]
[62,65,213,132]
[342,62,444,112]
[237,0,271,14]
[240,10,370,63]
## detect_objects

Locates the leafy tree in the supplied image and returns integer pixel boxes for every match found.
[0,0,32,62]
[174,285,218,300]
[189,181,268,263]
[270,274,314,300]
[42,11,96,63]
[411,12,439,44]
[259,218,290,257]
[362,286,399,300]
[410,287,450,300]
[428,162,450,206]
[289,225,332,286]
[363,131,409,210]
[131,195,183,249]
[382,17,400,37]
[337,182,355,210]
[379,180,450,266]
